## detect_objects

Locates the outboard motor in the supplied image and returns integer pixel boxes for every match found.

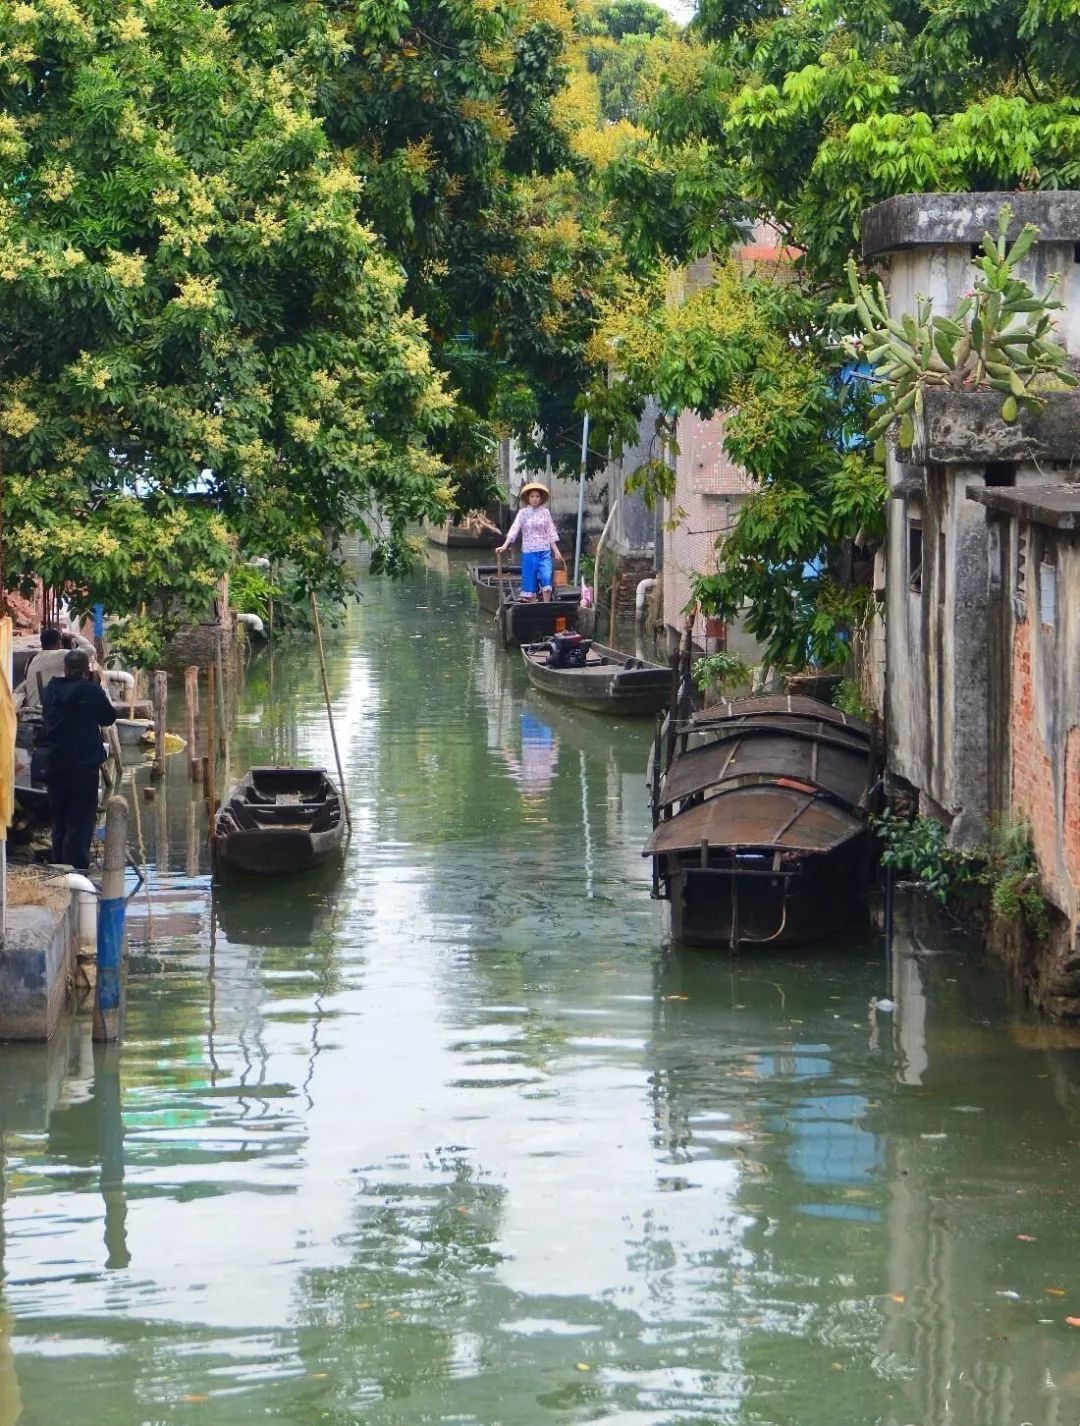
[546,631,590,668]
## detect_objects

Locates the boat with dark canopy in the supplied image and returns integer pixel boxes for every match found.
[646,694,879,949]
[215,767,345,875]
[521,637,671,716]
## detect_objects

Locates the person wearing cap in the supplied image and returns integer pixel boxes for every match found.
[496,483,566,602]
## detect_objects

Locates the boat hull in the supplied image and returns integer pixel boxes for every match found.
[664,834,869,949]
[468,564,518,615]
[214,767,344,876]
[498,599,588,646]
[114,717,154,747]
[216,826,341,875]
[522,644,670,715]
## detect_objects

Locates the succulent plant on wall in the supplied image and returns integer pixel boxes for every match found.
[837,208,1078,451]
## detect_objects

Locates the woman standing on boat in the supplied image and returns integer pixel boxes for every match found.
[495,483,566,602]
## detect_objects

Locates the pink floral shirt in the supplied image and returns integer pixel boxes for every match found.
[505,504,559,554]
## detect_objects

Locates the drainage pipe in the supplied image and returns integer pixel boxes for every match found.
[235,612,265,637]
[635,577,657,617]
[64,873,98,951]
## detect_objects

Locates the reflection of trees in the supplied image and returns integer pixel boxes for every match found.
[292,1154,507,1413]
[650,941,1080,1426]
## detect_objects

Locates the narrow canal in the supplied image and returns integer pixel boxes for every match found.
[3,552,1080,1426]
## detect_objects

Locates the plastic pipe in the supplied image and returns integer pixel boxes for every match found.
[105,669,135,696]
[64,872,98,951]
[235,611,265,637]
[635,577,657,615]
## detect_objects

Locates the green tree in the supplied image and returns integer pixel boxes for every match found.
[232,0,624,480]
[593,0,1080,663]
[0,0,453,619]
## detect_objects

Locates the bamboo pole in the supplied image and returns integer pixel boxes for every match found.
[151,669,167,779]
[206,660,218,855]
[309,590,352,834]
[185,666,200,781]
[608,574,620,646]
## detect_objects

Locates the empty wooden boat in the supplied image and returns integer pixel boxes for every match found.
[521,637,671,715]
[215,767,345,875]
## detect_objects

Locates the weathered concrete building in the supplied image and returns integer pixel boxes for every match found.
[866,191,1080,1011]
[660,233,795,652]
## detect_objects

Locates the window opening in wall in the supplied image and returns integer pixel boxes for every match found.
[1040,553,1057,629]
[1074,243,1080,264]
[1014,527,1028,620]
[908,516,923,595]
[988,523,1002,594]
[985,462,1016,488]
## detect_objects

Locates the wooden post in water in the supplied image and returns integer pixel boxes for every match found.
[185,666,200,781]
[608,575,620,646]
[309,590,352,834]
[206,661,217,840]
[93,795,129,1043]
[151,669,167,779]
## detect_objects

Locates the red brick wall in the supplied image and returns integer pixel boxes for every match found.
[1010,619,1057,878]
[1066,726,1080,892]
[1010,618,1080,914]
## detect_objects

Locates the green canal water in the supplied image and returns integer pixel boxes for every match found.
[3,552,1080,1426]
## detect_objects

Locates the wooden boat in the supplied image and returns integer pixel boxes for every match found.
[498,594,591,646]
[646,695,878,949]
[114,716,154,747]
[521,638,671,715]
[215,767,345,875]
[468,563,520,615]
[468,564,591,643]
[427,516,500,549]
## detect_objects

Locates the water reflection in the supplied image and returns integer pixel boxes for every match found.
[497,710,560,806]
[1,559,1080,1424]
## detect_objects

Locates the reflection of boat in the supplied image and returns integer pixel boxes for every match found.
[215,767,345,875]
[521,639,671,716]
[215,861,342,945]
[427,517,500,549]
[646,695,878,950]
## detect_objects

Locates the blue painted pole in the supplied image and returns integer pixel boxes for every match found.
[93,795,129,1043]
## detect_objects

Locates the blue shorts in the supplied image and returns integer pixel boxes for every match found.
[521,548,553,595]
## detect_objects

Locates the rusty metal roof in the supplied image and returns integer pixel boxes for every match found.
[660,730,872,809]
[644,784,864,858]
[686,694,872,740]
[684,716,872,760]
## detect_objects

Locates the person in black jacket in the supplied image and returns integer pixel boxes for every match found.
[41,650,118,870]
